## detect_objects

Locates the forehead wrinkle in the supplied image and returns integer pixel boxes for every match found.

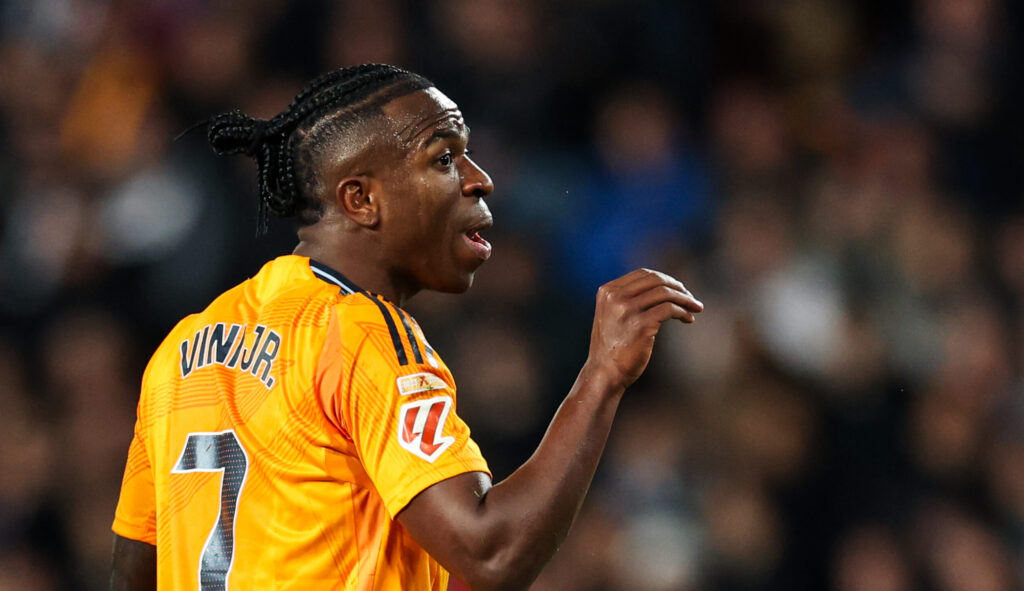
[405,117,467,151]
[399,108,463,145]
[394,116,423,139]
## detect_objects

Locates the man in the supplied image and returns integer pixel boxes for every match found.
[110,64,703,591]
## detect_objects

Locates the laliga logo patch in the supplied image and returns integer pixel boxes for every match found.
[398,396,455,462]
[396,372,448,396]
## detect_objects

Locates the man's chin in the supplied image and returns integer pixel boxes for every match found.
[431,271,476,294]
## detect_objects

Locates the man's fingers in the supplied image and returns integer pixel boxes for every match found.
[599,269,704,328]
[617,269,673,295]
[632,284,704,314]
[617,269,694,299]
[604,268,656,290]
[645,301,696,324]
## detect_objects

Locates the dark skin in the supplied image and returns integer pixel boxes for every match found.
[111,88,704,591]
[294,87,496,305]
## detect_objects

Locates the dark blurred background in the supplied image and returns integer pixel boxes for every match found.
[0,0,1022,589]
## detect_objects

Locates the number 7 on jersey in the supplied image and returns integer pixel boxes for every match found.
[172,430,249,591]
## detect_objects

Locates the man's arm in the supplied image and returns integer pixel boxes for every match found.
[110,533,156,591]
[397,269,703,591]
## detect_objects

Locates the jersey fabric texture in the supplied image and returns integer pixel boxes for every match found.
[113,255,490,590]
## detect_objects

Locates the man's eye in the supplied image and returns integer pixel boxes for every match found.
[438,153,453,167]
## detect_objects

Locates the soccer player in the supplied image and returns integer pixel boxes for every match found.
[110,64,703,591]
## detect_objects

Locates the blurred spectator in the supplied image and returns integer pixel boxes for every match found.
[0,546,59,591]
[702,478,785,586]
[832,524,913,591]
[559,82,711,294]
[41,310,137,586]
[915,501,1017,591]
[0,341,53,550]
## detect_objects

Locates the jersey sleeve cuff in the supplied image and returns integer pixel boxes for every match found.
[384,457,492,520]
[112,516,157,546]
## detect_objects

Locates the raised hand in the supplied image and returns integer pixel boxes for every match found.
[586,269,704,390]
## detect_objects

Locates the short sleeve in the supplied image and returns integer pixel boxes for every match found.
[324,297,490,518]
[112,415,157,544]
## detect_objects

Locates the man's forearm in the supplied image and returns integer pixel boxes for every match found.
[476,363,625,587]
[398,269,702,591]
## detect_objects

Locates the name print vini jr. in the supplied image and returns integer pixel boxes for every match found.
[180,323,281,389]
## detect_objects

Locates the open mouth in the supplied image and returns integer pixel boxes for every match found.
[462,227,492,261]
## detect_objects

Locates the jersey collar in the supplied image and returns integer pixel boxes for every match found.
[309,260,364,295]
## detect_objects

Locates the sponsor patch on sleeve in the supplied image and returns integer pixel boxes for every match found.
[397,396,455,462]
[396,372,449,396]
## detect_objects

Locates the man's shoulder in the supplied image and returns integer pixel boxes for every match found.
[205,254,350,319]
[148,256,344,363]
[330,294,442,374]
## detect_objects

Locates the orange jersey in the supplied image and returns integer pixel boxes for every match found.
[113,255,490,590]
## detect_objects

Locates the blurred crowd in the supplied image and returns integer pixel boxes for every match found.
[0,0,1021,589]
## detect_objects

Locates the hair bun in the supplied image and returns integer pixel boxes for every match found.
[207,110,272,157]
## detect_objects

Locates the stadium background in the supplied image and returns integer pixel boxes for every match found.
[0,0,1022,589]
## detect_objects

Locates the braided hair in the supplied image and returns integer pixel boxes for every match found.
[206,64,433,232]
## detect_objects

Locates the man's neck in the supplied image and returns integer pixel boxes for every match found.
[293,231,409,306]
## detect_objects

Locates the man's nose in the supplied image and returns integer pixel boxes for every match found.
[461,157,494,198]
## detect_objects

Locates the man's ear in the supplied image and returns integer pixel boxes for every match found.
[335,176,380,228]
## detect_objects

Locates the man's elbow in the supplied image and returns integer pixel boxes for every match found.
[454,542,549,591]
